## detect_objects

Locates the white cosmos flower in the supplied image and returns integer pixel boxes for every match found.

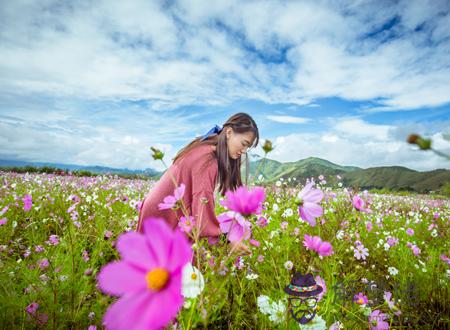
[298,315,327,330]
[257,295,272,314]
[182,263,205,298]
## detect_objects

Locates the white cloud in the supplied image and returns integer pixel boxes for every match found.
[262,118,450,171]
[266,115,310,124]
[0,0,449,110]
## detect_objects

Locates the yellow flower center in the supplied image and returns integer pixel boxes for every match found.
[357,298,364,304]
[191,273,197,280]
[145,268,169,291]
[186,221,191,226]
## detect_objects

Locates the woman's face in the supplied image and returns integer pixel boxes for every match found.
[226,128,255,160]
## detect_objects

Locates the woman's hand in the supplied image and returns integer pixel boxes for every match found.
[228,241,251,256]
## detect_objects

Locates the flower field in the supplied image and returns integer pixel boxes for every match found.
[0,171,449,329]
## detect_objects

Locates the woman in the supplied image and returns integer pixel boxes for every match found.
[136,112,259,255]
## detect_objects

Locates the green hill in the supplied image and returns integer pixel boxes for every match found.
[246,157,449,193]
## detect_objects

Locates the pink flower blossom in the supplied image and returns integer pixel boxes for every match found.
[217,211,252,242]
[315,275,327,301]
[366,221,373,232]
[353,292,369,305]
[0,218,6,226]
[158,184,185,210]
[249,239,260,247]
[411,245,421,256]
[368,310,389,330]
[47,235,59,245]
[257,255,264,263]
[38,258,49,270]
[178,216,195,233]
[220,186,265,216]
[256,216,268,228]
[97,218,192,330]
[296,183,324,226]
[0,206,8,216]
[354,244,369,260]
[406,228,414,236]
[387,237,399,247]
[26,302,39,315]
[22,194,32,212]
[352,195,371,213]
[303,234,334,257]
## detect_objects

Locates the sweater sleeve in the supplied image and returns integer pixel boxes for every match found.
[191,158,221,238]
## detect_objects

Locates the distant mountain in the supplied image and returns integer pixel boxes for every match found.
[249,157,361,181]
[0,159,161,177]
[247,157,450,193]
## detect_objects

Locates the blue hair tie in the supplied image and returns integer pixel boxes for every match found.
[200,125,222,141]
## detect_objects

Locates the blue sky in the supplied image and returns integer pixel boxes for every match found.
[0,0,449,171]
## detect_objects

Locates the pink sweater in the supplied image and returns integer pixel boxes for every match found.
[136,144,221,238]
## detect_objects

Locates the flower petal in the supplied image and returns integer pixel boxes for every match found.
[97,261,146,296]
[116,232,158,270]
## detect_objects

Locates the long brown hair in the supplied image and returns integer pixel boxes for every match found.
[172,113,259,195]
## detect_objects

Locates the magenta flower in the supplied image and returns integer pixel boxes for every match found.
[26,302,39,315]
[220,186,265,216]
[315,275,327,301]
[249,239,260,247]
[368,310,389,330]
[352,195,371,213]
[158,184,185,210]
[22,194,32,212]
[406,228,414,236]
[178,215,195,233]
[217,211,252,242]
[296,183,323,226]
[97,218,192,330]
[47,235,59,246]
[256,216,268,228]
[354,292,369,305]
[411,245,421,256]
[366,221,373,232]
[0,218,7,226]
[0,206,8,216]
[303,234,334,256]
[38,258,49,270]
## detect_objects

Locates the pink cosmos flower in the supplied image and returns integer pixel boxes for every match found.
[256,216,268,228]
[0,206,8,216]
[220,186,265,216]
[48,235,59,246]
[368,310,389,330]
[158,184,185,210]
[354,292,369,305]
[23,194,32,212]
[38,259,49,270]
[366,221,373,232]
[354,244,369,260]
[315,275,327,301]
[406,228,414,236]
[411,245,421,256]
[257,255,264,262]
[178,215,195,233]
[352,195,371,213]
[217,211,252,242]
[249,239,260,247]
[26,302,39,315]
[303,234,334,256]
[0,218,6,226]
[97,218,192,330]
[296,183,323,226]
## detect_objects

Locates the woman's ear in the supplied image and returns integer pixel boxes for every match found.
[226,127,232,140]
